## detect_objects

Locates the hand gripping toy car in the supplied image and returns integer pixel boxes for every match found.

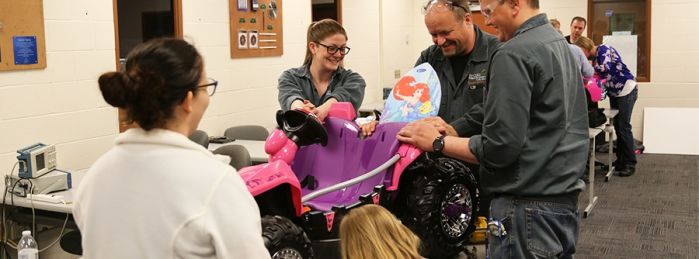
[237,103,479,258]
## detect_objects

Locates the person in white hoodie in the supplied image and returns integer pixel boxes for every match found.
[73,38,270,259]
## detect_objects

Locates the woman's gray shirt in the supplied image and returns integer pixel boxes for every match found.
[277,65,366,111]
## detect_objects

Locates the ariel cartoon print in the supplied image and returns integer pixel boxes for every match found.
[381,63,441,123]
[394,76,430,119]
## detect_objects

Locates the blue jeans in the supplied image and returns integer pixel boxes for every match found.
[609,87,638,169]
[488,196,580,259]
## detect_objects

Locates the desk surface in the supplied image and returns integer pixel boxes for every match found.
[1,171,81,214]
[359,101,385,113]
[3,140,269,214]
[208,139,268,163]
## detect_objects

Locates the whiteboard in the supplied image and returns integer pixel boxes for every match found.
[602,35,637,77]
[643,107,699,155]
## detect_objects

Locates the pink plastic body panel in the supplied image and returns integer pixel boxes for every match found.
[238,160,303,216]
[327,102,356,121]
[265,129,287,154]
[265,129,298,164]
[386,144,423,191]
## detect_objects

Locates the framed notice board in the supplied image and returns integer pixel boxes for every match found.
[229,0,283,59]
[0,0,47,71]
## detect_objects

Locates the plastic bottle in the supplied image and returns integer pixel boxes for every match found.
[17,230,39,259]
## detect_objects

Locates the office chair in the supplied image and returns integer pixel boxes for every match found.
[188,130,209,148]
[60,230,82,255]
[213,145,252,170]
[224,125,269,141]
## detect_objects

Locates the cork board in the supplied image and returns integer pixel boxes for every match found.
[0,0,47,71]
[229,0,283,59]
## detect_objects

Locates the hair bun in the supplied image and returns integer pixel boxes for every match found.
[98,71,130,108]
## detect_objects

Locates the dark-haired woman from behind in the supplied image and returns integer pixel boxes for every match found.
[73,38,270,259]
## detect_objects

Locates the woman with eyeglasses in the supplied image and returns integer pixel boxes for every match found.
[73,38,270,259]
[277,18,366,121]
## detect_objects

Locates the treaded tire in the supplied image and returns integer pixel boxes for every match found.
[402,157,479,258]
[262,215,313,259]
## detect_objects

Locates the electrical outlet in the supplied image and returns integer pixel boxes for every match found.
[394,69,401,79]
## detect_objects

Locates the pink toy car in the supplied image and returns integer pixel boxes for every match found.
[238,103,479,258]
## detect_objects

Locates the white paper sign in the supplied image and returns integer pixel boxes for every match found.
[603,35,637,77]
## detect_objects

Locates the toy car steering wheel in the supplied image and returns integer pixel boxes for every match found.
[275,109,328,147]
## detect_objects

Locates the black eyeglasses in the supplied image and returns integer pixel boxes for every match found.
[423,0,469,14]
[196,78,218,96]
[315,42,351,55]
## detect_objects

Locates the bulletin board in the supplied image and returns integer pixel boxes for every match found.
[229,0,283,59]
[0,0,47,71]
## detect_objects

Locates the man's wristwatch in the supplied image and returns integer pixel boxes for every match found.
[432,135,446,154]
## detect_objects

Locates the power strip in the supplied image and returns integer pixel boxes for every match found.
[26,193,64,204]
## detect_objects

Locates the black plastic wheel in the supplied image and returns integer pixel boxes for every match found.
[261,215,313,259]
[401,157,479,258]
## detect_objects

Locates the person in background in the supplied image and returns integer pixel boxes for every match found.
[397,0,588,257]
[362,0,500,138]
[278,18,366,121]
[550,18,593,78]
[570,43,595,78]
[565,30,597,184]
[550,18,562,34]
[575,36,638,177]
[74,38,270,258]
[339,204,423,259]
[565,16,587,44]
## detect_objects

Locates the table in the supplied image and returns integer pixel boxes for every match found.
[584,128,603,218]
[0,170,81,255]
[601,109,619,181]
[208,140,268,163]
[358,101,385,117]
[1,171,81,214]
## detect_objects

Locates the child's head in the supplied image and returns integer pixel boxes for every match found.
[339,204,422,259]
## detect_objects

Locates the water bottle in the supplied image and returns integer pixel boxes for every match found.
[17,230,38,259]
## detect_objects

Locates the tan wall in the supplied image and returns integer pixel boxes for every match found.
[401,0,699,140]
[1,0,696,173]
[0,0,385,172]
[0,0,117,171]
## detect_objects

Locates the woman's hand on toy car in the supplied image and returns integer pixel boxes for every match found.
[315,98,338,122]
[420,117,458,137]
[397,121,441,151]
[291,99,317,113]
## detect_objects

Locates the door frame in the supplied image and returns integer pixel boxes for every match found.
[112,0,183,132]
[336,0,343,24]
[587,0,651,82]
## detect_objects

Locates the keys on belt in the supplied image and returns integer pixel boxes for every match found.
[487,219,507,238]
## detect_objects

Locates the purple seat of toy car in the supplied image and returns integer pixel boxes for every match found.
[291,117,406,211]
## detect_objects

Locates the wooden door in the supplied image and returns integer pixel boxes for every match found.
[470,12,498,36]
